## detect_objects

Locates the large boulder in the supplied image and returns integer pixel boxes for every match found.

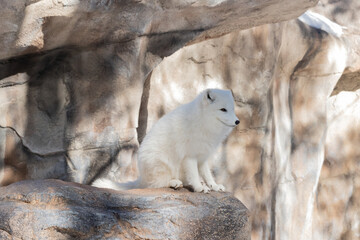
[0,179,250,240]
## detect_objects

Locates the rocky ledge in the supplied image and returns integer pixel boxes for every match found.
[0,180,249,240]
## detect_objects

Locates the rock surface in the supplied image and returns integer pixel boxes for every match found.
[0,0,318,186]
[144,3,360,240]
[2,0,360,240]
[0,0,318,60]
[314,89,360,240]
[0,179,250,240]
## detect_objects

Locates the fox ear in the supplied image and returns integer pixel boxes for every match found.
[205,89,215,103]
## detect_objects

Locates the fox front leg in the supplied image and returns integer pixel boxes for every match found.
[199,161,225,192]
[183,158,210,193]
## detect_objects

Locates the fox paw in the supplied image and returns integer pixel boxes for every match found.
[169,179,183,189]
[193,184,210,193]
[210,183,225,192]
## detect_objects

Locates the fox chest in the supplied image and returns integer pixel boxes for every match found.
[177,134,218,161]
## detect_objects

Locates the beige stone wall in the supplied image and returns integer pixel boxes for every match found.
[1,0,360,239]
[0,0,317,186]
[147,13,360,239]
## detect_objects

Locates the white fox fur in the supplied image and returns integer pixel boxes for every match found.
[92,89,239,192]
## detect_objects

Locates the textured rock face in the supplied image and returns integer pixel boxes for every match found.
[0,0,319,60]
[314,89,360,240]
[313,0,360,30]
[2,0,360,240]
[0,179,250,240]
[0,0,318,186]
[145,6,360,240]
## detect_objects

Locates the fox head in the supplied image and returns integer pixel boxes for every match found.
[202,89,239,128]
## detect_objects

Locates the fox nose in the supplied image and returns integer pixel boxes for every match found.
[235,120,240,125]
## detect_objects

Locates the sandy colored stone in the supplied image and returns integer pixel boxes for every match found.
[0,0,318,60]
[0,179,250,240]
[142,5,360,239]
[0,0,318,186]
[2,0,360,240]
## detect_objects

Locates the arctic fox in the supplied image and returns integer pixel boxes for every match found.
[92,89,239,192]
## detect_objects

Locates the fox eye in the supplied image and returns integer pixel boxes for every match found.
[220,108,227,112]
